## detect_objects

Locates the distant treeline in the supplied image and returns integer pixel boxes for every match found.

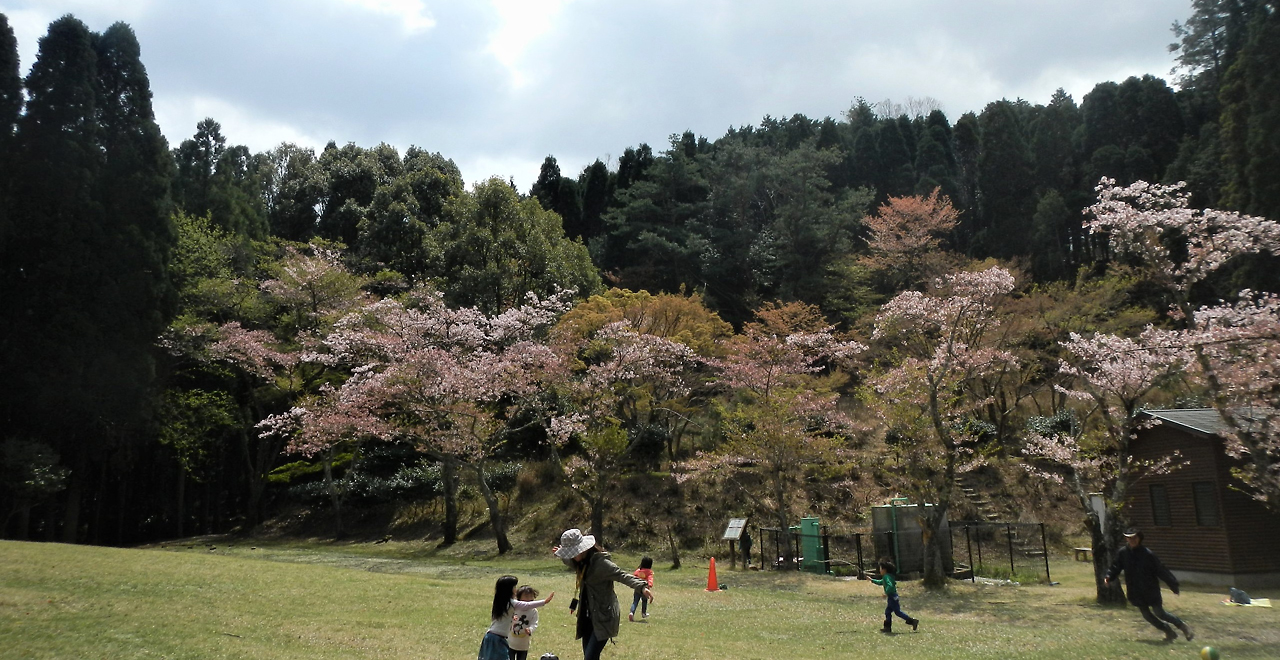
[1,1,1278,545]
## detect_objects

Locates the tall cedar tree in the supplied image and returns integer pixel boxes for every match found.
[976,100,1036,259]
[1,16,174,542]
[0,13,21,254]
[1220,4,1280,221]
[0,14,19,158]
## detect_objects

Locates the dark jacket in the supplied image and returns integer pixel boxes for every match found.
[1105,544,1179,607]
[571,550,647,641]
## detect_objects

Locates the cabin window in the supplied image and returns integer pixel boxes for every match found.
[1192,482,1220,527]
[1149,484,1172,526]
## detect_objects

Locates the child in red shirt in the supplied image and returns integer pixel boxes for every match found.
[628,556,654,621]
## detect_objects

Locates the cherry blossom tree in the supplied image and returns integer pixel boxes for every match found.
[859,188,961,292]
[161,241,371,527]
[265,286,573,552]
[1021,328,1189,602]
[551,320,699,543]
[1086,178,1280,507]
[678,302,865,553]
[869,266,1018,590]
[551,288,734,460]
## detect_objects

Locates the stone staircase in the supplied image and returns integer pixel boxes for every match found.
[953,474,1045,560]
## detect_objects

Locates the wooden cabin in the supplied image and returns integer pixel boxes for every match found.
[1127,409,1280,589]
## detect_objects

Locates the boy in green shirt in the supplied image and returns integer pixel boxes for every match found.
[864,559,919,633]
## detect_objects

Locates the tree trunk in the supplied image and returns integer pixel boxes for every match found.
[240,428,265,528]
[590,495,605,547]
[17,504,31,541]
[441,459,458,546]
[1090,513,1127,604]
[322,449,344,537]
[60,456,84,544]
[772,468,793,564]
[666,524,681,569]
[176,468,185,538]
[589,469,607,545]
[920,505,950,590]
[471,462,511,554]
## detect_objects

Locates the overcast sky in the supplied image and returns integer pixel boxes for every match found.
[1,0,1191,190]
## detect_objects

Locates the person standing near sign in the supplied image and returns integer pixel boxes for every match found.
[740,529,752,568]
[553,528,653,660]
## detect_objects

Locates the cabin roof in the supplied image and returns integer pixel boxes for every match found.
[1141,408,1272,438]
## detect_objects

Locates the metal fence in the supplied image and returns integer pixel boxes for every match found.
[948,521,1052,584]
[758,526,953,577]
[756,521,1051,584]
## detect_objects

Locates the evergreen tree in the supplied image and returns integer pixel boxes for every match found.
[554,175,583,240]
[1029,189,1073,281]
[815,116,853,189]
[1219,4,1280,221]
[0,13,20,254]
[875,119,915,199]
[430,177,601,313]
[173,118,225,219]
[599,137,708,298]
[578,159,612,241]
[897,114,918,163]
[952,112,982,222]
[210,144,267,237]
[1081,82,1123,158]
[849,125,880,191]
[1031,89,1081,193]
[356,176,428,280]
[94,21,177,335]
[1116,75,1184,177]
[615,144,654,192]
[976,100,1036,259]
[2,16,174,543]
[317,142,380,246]
[402,146,463,224]
[262,143,323,241]
[914,113,958,201]
[0,14,19,151]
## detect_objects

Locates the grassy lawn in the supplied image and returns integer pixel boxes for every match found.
[1,539,1276,659]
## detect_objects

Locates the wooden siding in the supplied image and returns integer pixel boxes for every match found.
[1129,424,1280,575]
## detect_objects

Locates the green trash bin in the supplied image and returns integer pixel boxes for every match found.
[799,517,826,574]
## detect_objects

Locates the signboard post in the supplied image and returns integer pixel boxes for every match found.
[722,518,748,569]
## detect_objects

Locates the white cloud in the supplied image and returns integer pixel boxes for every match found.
[331,0,435,35]
[485,0,574,88]
[154,94,328,154]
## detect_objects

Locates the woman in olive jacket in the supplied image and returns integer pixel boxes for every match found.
[554,528,654,660]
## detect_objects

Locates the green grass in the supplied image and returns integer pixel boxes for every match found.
[1,540,1276,659]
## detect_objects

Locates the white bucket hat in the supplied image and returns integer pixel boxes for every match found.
[555,528,596,559]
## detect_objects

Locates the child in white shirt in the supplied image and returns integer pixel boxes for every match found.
[507,585,547,660]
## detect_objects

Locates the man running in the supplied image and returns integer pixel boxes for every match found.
[1105,528,1194,642]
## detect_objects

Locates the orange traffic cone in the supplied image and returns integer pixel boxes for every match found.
[706,556,719,591]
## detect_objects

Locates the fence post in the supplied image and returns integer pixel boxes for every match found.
[975,523,983,574]
[1006,523,1015,578]
[965,524,975,583]
[1040,522,1052,584]
[948,525,955,581]
[821,526,831,575]
[855,533,865,576]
